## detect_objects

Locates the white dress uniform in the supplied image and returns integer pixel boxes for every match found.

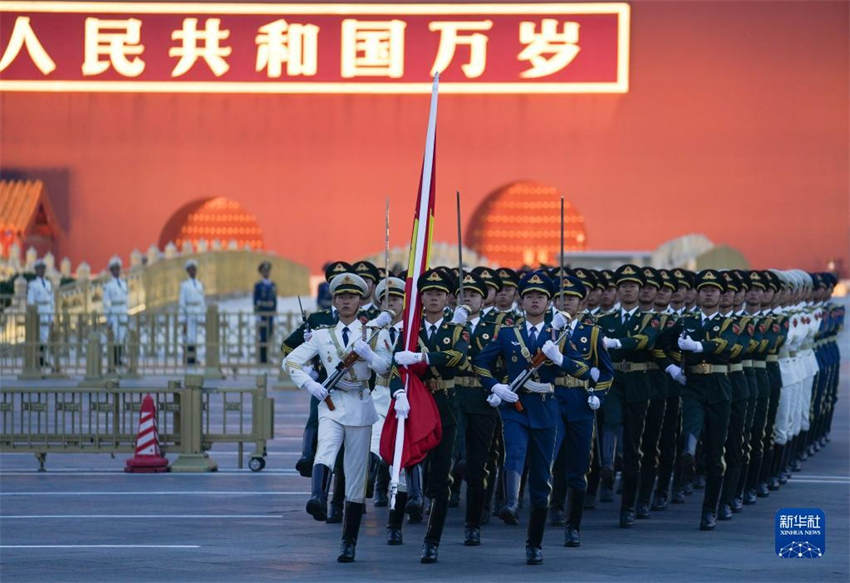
[775,306,804,445]
[370,321,402,455]
[285,318,391,503]
[178,277,206,346]
[103,276,129,344]
[26,276,54,344]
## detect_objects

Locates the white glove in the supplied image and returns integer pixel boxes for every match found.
[603,337,621,350]
[541,340,564,367]
[551,311,570,331]
[486,393,502,408]
[369,311,393,329]
[395,350,425,366]
[665,364,688,386]
[590,367,600,382]
[587,394,601,410]
[303,364,320,381]
[393,391,410,419]
[450,305,469,325]
[678,335,704,353]
[303,329,313,342]
[491,383,519,403]
[303,380,328,401]
[353,339,376,363]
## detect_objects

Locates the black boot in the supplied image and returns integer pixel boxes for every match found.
[498,471,521,525]
[525,507,547,565]
[564,488,585,547]
[798,431,809,461]
[306,464,331,521]
[405,464,424,524]
[366,454,379,499]
[718,466,740,521]
[599,466,615,503]
[337,502,364,563]
[549,505,566,527]
[386,492,407,545]
[295,422,318,477]
[328,471,345,524]
[375,461,390,507]
[700,508,718,531]
[481,463,497,525]
[464,485,484,546]
[421,497,448,563]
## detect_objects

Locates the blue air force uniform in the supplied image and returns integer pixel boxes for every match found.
[253,264,277,364]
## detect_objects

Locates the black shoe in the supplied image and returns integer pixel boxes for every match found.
[778,472,788,485]
[731,497,743,513]
[651,493,669,511]
[768,477,781,490]
[327,502,343,524]
[306,464,331,521]
[718,504,733,521]
[791,459,802,472]
[693,475,706,490]
[420,542,439,564]
[499,506,519,525]
[295,456,313,477]
[549,507,565,527]
[743,489,757,505]
[375,489,388,507]
[756,482,770,498]
[599,467,614,502]
[386,527,403,546]
[599,485,614,503]
[526,545,543,565]
[699,510,717,531]
[619,509,635,528]
[499,471,521,525]
[683,482,694,496]
[636,503,651,519]
[799,449,808,462]
[564,527,581,547]
[337,502,364,563]
[464,527,481,546]
[406,465,424,524]
[672,490,686,504]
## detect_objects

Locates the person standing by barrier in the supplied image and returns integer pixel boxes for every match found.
[26,258,54,369]
[253,261,277,364]
[103,256,129,370]
[178,259,205,366]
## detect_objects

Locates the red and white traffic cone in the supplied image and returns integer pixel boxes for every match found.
[125,394,169,473]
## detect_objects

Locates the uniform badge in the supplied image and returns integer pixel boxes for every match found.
[747,324,755,335]
[511,355,518,363]
[650,320,659,328]
[442,337,450,345]
[712,325,720,332]
[783,321,789,329]
[666,319,676,327]
[482,333,490,340]
[520,347,531,360]
[580,336,588,343]
[732,324,740,334]
[772,324,780,333]
[462,330,470,342]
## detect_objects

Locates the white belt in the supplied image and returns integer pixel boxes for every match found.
[523,380,554,394]
[336,379,368,391]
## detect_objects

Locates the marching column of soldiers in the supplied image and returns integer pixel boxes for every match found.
[281,260,844,565]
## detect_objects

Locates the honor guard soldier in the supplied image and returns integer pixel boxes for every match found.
[474,270,592,565]
[674,269,740,530]
[283,261,348,478]
[389,268,469,563]
[253,261,277,364]
[451,271,503,547]
[26,258,54,369]
[353,261,381,320]
[284,272,392,563]
[549,275,613,547]
[598,269,618,313]
[484,268,520,323]
[178,259,205,365]
[103,256,129,369]
[597,265,662,527]
[471,266,500,313]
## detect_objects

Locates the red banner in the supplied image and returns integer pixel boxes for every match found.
[0,2,629,93]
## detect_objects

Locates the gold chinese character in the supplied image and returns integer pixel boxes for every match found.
[82,18,145,77]
[340,19,405,78]
[169,18,232,77]
[0,16,56,75]
[518,19,580,79]
[255,19,319,77]
[429,20,492,78]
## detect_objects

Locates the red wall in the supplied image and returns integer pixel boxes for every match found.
[2,1,847,273]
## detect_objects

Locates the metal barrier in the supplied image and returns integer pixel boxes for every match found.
[1,305,302,379]
[0,374,275,472]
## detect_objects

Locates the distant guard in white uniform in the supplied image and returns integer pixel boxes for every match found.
[26,258,54,368]
[178,259,206,365]
[284,272,392,563]
[103,255,129,369]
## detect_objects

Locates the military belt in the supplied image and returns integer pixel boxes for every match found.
[454,376,480,388]
[789,350,797,357]
[751,361,767,369]
[613,362,650,373]
[687,363,728,375]
[645,362,660,371]
[766,355,779,362]
[729,363,744,373]
[554,377,588,389]
[425,378,455,393]
[741,359,754,367]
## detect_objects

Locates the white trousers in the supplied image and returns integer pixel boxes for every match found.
[798,376,814,433]
[315,418,371,503]
[370,385,391,455]
[38,314,53,344]
[774,382,796,445]
[107,315,128,344]
[183,316,203,344]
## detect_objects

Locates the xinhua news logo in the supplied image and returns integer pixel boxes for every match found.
[775,508,825,558]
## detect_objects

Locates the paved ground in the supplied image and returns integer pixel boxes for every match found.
[1,332,848,581]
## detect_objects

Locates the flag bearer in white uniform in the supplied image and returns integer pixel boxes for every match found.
[178,259,205,365]
[26,258,54,368]
[103,256,129,368]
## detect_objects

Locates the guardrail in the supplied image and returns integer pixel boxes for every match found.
[0,374,275,472]
[1,305,303,379]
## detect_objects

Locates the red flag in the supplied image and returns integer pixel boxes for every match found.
[380,75,442,468]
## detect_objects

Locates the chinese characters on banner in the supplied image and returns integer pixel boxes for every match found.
[0,2,630,93]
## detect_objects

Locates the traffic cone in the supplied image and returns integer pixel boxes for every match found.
[125,394,169,473]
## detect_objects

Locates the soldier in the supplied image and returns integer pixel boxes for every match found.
[178,259,205,366]
[550,275,613,547]
[471,266,499,313]
[598,269,618,313]
[675,269,739,530]
[283,272,392,563]
[353,260,381,320]
[485,268,520,322]
[389,268,469,563]
[26,258,54,369]
[474,270,593,565]
[597,265,662,528]
[253,261,277,364]
[103,256,129,370]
